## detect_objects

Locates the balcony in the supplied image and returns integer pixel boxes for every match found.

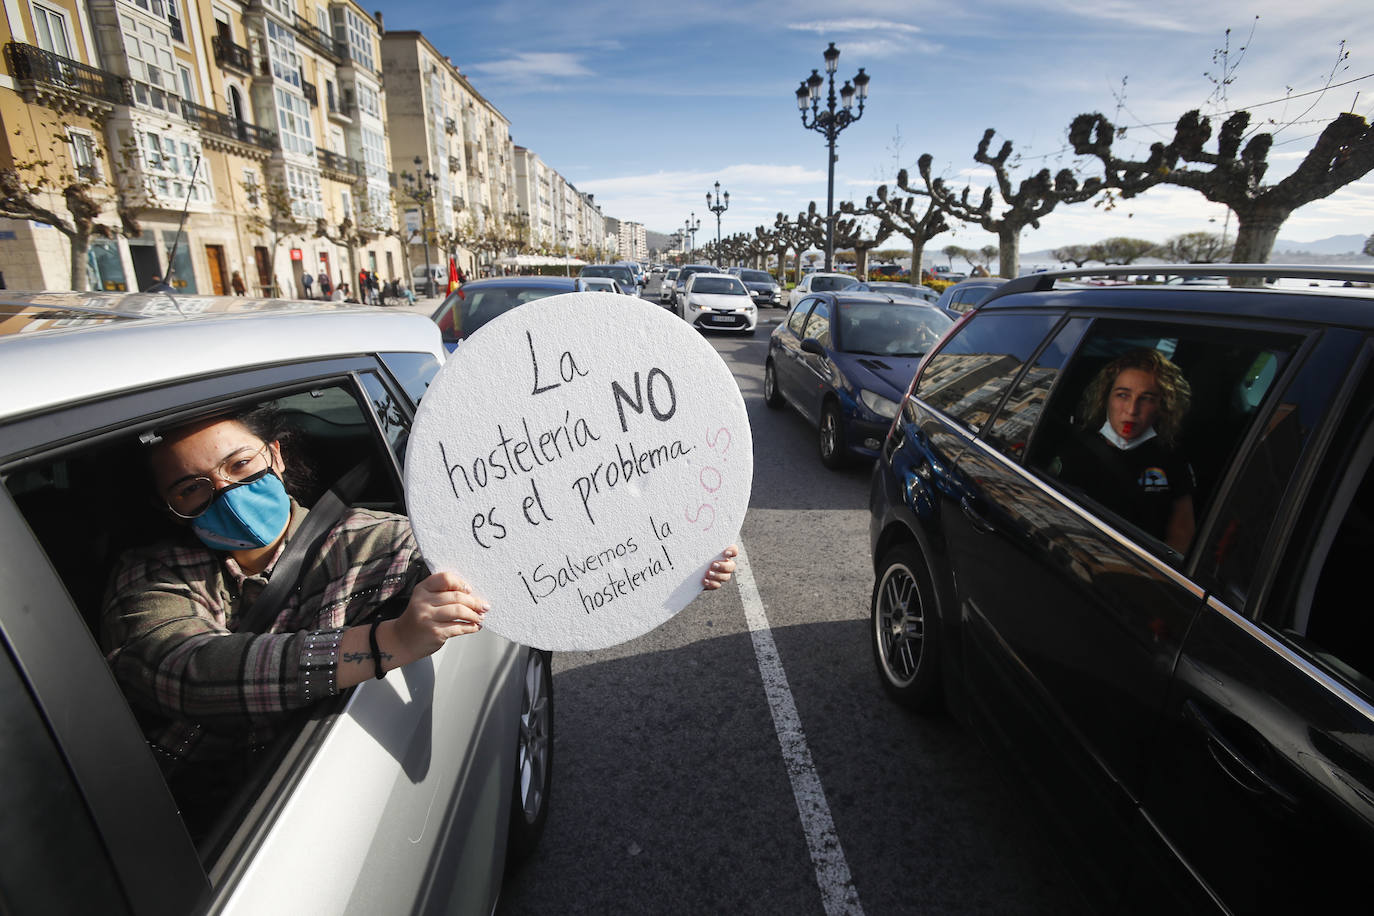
[4,42,129,115]
[317,147,365,182]
[301,80,318,106]
[327,95,353,123]
[182,100,278,154]
[212,35,252,75]
[293,16,341,62]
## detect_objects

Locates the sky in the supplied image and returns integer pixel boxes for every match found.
[379,0,1373,256]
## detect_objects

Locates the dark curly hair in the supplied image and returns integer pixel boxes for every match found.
[227,402,315,499]
[1078,348,1192,448]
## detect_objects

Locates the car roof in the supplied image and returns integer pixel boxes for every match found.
[464,276,581,288]
[0,292,444,421]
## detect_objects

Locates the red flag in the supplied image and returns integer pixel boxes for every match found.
[448,256,461,295]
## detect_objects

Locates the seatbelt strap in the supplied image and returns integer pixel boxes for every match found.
[239,462,371,634]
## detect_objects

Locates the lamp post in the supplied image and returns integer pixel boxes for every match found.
[685,212,700,260]
[560,228,572,276]
[706,181,729,267]
[405,155,440,296]
[796,42,870,272]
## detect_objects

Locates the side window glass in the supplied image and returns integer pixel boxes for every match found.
[359,370,410,461]
[916,312,1060,433]
[1026,319,1301,558]
[380,351,440,408]
[787,299,811,335]
[803,299,831,347]
[985,317,1089,460]
[1201,341,1343,608]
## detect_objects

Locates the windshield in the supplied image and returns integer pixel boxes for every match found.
[837,303,952,356]
[582,266,633,283]
[813,276,856,292]
[692,277,747,295]
[432,285,567,341]
[740,270,773,283]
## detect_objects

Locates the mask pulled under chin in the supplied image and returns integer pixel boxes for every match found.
[191,471,292,551]
[1099,419,1158,451]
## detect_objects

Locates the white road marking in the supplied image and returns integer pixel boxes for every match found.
[734,543,864,916]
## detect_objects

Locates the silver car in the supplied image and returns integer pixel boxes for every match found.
[0,292,553,914]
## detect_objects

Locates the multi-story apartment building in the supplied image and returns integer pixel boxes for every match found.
[2,1,633,293]
[379,29,514,279]
[2,0,403,295]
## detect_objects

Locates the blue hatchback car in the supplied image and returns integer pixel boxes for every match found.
[764,291,952,468]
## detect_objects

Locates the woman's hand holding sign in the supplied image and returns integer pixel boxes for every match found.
[405,292,753,652]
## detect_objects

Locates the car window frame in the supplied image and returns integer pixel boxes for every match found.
[0,352,425,906]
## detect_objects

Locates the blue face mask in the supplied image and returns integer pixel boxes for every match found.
[191,470,292,551]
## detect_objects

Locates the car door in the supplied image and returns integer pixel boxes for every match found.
[941,312,1311,909]
[791,296,835,425]
[1,352,521,915]
[1136,330,1374,913]
[772,296,815,408]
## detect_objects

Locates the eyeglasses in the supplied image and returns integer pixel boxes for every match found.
[164,441,273,519]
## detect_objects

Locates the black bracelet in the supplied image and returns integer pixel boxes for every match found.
[368,619,385,680]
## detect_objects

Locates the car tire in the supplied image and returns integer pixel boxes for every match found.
[506,648,554,862]
[871,544,942,711]
[763,360,785,409]
[819,399,847,469]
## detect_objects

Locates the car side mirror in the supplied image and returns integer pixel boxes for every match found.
[801,338,826,356]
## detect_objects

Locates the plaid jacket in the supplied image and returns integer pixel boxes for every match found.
[101,501,425,763]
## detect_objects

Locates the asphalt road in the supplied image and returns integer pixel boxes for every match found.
[494,281,1087,915]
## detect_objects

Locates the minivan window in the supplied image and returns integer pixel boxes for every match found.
[984,317,1089,460]
[916,312,1060,433]
[1025,319,1301,557]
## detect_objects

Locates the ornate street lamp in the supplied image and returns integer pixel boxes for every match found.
[404,155,440,296]
[796,42,870,271]
[684,213,700,260]
[706,181,729,267]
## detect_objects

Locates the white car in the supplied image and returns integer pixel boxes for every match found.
[581,276,625,294]
[787,271,858,309]
[0,292,552,914]
[659,268,680,304]
[681,272,757,334]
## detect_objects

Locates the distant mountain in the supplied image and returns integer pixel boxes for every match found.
[1271,234,1369,256]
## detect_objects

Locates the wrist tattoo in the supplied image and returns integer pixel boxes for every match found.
[343,650,392,664]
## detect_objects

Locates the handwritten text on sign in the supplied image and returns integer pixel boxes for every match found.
[405,292,752,651]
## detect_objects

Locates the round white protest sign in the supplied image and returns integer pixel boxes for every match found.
[405,292,753,651]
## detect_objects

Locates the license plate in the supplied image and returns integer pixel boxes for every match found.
[707,315,733,324]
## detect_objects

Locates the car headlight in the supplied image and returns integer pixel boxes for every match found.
[859,389,899,419]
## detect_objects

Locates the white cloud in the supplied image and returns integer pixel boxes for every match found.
[465,52,594,84]
[788,19,922,34]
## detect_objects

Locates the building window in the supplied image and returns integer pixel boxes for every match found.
[242,167,260,205]
[315,6,329,35]
[275,87,314,155]
[177,65,195,103]
[355,83,380,119]
[165,0,183,42]
[30,3,73,56]
[341,8,374,71]
[360,126,387,182]
[284,164,323,220]
[68,129,100,181]
[120,14,179,114]
[266,19,302,89]
[136,130,210,204]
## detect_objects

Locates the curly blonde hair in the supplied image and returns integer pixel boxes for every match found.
[1078,348,1192,447]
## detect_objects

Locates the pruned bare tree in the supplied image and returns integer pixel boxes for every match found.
[1069,108,1374,266]
[917,130,1103,278]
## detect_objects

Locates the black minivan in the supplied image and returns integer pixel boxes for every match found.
[869,265,1374,913]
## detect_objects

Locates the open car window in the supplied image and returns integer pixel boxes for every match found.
[2,372,409,871]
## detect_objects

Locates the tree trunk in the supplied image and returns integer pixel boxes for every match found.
[1229,210,1286,264]
[854,247,869,280]
[68,229,91,291]
[911,239,926,282]
[997,227,1021,279]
